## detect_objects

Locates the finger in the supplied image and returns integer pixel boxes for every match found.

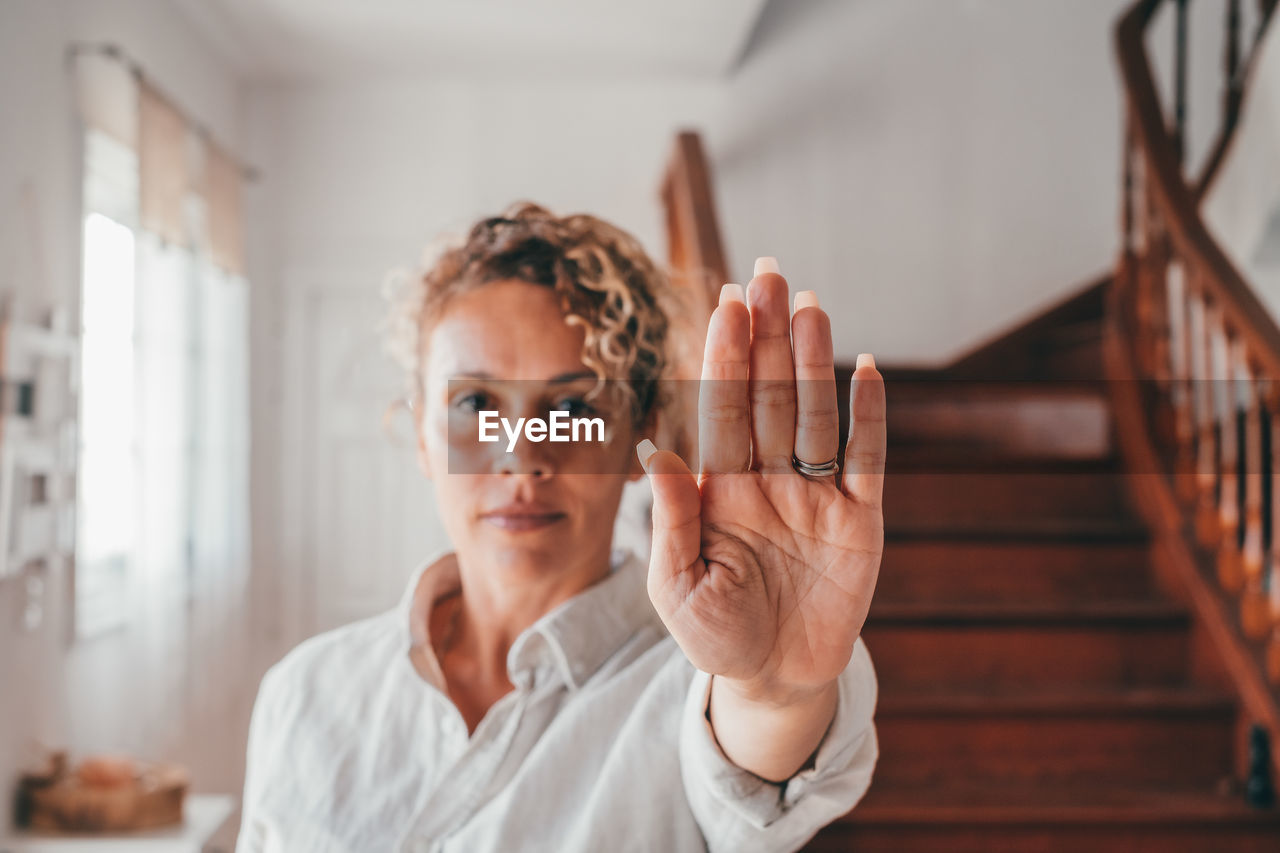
[699,284,751,475]
[841,354,886,507]
[637,439,705,598]
[747,257,796,472]
[791,291,839,483]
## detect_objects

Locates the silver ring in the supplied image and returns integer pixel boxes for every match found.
[792,453,839,479]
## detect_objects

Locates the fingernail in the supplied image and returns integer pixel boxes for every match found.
[719,283,745,306]
[856,352,876,370]
[753,256,780,277]
[636,438,658,468]
[793,290,819,312]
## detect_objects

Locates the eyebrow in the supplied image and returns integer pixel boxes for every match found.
[451,371,597,384]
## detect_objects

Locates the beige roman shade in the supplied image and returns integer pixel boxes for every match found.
[205,141,245,277]
[73,51,137,149]
[137,80,190,248]
[73,46,251,275]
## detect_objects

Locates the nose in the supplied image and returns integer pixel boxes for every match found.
[497,441,555,479]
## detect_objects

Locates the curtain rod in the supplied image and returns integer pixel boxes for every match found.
[65,41,261,183]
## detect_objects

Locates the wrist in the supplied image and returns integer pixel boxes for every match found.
[715,672,839,711]
[707,673,840,782]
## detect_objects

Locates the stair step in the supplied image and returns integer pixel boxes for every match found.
[865,378,1115,458]
[1040,344,1105,381]
[812,784,1280,853]
[886,516,1148,543]
[883,470,1135,526]
[1039,323,1105,380]
[1042,317,1105,348]
[873,687,1234,787]
[885,379,1110,404]
[887,449,1123,473]
[878,685,1232,714]
[863,601,1189,689]
[868,600,1187,627]
[878,540,1154,604]
[880,377,1110,397]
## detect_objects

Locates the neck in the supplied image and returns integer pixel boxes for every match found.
[444,542,614,681]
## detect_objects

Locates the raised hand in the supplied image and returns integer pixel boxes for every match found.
[638,258,885,779]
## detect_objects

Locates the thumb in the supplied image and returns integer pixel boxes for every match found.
[637,439,704,603]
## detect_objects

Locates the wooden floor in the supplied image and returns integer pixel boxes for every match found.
[811,300,1280,851]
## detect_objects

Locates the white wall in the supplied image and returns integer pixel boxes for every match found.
[0,0,80,832]
[0,0,250,835]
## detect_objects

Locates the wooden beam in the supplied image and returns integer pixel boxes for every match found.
[660,130,730,303]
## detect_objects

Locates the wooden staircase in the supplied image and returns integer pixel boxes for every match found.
[656,2,1280,847]
[807,283,1280,851]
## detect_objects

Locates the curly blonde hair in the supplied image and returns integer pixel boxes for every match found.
[383,202,676,428]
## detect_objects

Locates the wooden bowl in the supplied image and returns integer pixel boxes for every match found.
[23,760,188,832]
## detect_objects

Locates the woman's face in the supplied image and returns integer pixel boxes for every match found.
[417,279,644,578]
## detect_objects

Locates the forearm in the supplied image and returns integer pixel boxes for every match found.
[707,674,839,783]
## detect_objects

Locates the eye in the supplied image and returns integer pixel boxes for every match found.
[451,390,495,413]
[551,396,596,419]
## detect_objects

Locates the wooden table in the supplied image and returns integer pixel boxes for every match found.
[0,795,235,853]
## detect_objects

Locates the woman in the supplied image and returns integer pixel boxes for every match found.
[237,203,885,853]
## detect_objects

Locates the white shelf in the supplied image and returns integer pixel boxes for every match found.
[1,795,235,853]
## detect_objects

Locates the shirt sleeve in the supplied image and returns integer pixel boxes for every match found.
[235,667,285,853]
[678,636,879,853]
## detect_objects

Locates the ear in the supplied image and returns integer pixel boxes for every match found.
[413,395,434,481]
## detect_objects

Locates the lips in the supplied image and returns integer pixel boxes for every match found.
[480,503,567,532]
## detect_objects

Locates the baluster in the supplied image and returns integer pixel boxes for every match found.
[1121,124,1146,363]
[1195,295,1222,547]
[1242,355,1269,635]
[1123,116,1136,262]
[1225,0,1243,136]
[1139,158,1167,383]
[1268,381,1280,683]
[1132,139,1155,376]
[1173,268,1198,504]
[1173,0,1190,164]
[1146,201,1180,452]
[1153,270,1171,395]
[1137,263,1156,381]
[1217,330,1243,592]
[1147,196,1172,393]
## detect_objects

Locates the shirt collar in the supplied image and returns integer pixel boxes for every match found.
[398,547,661,692]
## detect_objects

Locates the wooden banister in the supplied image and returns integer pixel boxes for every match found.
[660,130,730,310]
[657,130,732,466]
[1109,0,1280,788]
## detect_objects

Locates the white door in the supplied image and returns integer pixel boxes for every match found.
[281,274,446,643]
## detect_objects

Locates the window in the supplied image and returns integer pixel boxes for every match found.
[75,126,252,640]
[76,130,140,638]
[71,55,252,641]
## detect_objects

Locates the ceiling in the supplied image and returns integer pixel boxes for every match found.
[173,0,772,81]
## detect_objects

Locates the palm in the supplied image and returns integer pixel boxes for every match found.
[643,266,885,698]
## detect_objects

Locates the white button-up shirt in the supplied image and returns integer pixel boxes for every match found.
[236,549,878,852]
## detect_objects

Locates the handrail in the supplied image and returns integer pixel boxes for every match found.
[660,130,730,308]
[1109,0,1280,791]
[1199,0,1280,194]
[1116,0,1280,378]
[657,130,731,466]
